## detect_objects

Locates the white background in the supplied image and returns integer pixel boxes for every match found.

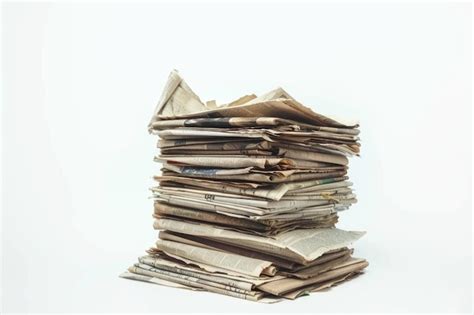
[1,1,472,313]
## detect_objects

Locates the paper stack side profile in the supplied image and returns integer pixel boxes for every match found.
[121,70,368,302]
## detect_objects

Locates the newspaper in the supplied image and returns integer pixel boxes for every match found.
[122,70,367,302]
[257,258,368,296]
[119,271,204,290]
[128,264,265,301]
[149,71,358,128]
[154,239,275,277]
[153,218,365,264]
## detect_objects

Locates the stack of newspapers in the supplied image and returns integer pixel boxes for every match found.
[121,70,368,302]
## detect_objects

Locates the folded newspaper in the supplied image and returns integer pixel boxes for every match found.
[121,70,368,302]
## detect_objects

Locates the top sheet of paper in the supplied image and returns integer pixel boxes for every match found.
[149,70,359,128]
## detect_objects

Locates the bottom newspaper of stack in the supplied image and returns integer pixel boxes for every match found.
[121,216,367,302]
